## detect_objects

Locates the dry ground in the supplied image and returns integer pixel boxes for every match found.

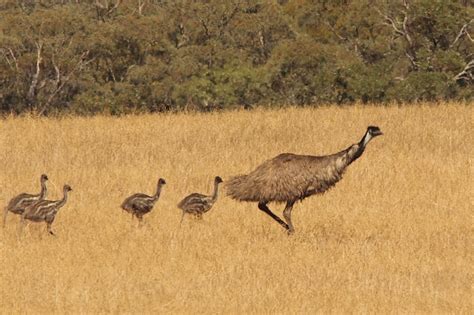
[0,103,472,314]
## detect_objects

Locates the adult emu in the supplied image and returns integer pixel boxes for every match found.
[226,126,383,234]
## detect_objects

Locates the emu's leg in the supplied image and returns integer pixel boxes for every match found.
[258,202,289,231]
[283,200,296,234]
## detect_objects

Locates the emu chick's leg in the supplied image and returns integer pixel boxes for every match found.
[18,215,27,237]
[47,222,55,236]
[137,214,144,228]
[283,200,296,234]
[2,207,8,228]
[179,211,185,226]
[258,202,289,231]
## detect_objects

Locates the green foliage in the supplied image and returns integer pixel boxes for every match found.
[387,72,455,102]
[0,0,472,115]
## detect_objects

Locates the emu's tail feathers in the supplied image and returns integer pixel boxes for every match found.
[225,174,261,202]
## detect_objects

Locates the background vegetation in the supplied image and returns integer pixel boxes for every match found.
[0,0,473,115]
[1,103,471,313]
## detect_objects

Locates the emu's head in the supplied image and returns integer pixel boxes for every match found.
[367,126,383,137]
[215,176,223,184]
[40,174,49,182]
[63,185,73,192]
[362,126,383,146]
[158,178,166,185]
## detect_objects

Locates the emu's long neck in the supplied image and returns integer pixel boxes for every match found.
[153,183,164,201]
[211,181,220,202]
[56,190,69,208]
[338,131,372,168]
[38,180,47,200]
[351,130,375,163]
[351,133,370,163]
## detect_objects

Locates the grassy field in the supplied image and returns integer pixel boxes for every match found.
[0,103,472,314]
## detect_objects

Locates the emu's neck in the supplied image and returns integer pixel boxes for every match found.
[348,131,373,165]
[39,180,47,200]
[336,131,372,168]
[211,181,220,202]
[153,183,164,201]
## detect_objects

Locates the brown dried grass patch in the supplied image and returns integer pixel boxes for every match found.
[0,103,472,313]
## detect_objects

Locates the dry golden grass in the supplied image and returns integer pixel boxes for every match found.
[0,103,472,314]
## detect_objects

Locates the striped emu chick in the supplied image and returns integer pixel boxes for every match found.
[178,176,223,223]
[226,126,383,234]
[20,184,72,236]
[3,174,48,227]
[121,178,166,224]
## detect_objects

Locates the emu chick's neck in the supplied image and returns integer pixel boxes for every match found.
[39,180,47,199]
[154,183,164,200]
[211,182,220,202]
[56,191,69,208]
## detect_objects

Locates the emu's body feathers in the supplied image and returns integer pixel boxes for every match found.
[226,145,361,203]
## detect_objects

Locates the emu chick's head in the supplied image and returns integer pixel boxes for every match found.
[158,178,166,185]
[41,174,49,182]
[215,176,223,184]
[63,185,73,192]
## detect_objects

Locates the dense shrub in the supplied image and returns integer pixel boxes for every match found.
[0,0,472,115]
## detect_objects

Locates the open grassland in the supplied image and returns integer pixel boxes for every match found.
[0,103,472,314]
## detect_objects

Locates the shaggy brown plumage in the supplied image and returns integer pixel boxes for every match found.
[121,178,166,224]
[177,176,223,224]
[3,174,48,227]
[20,184,72,236]
[226,126,383,233]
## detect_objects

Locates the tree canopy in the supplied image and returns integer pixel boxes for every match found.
[0,0,472,115]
